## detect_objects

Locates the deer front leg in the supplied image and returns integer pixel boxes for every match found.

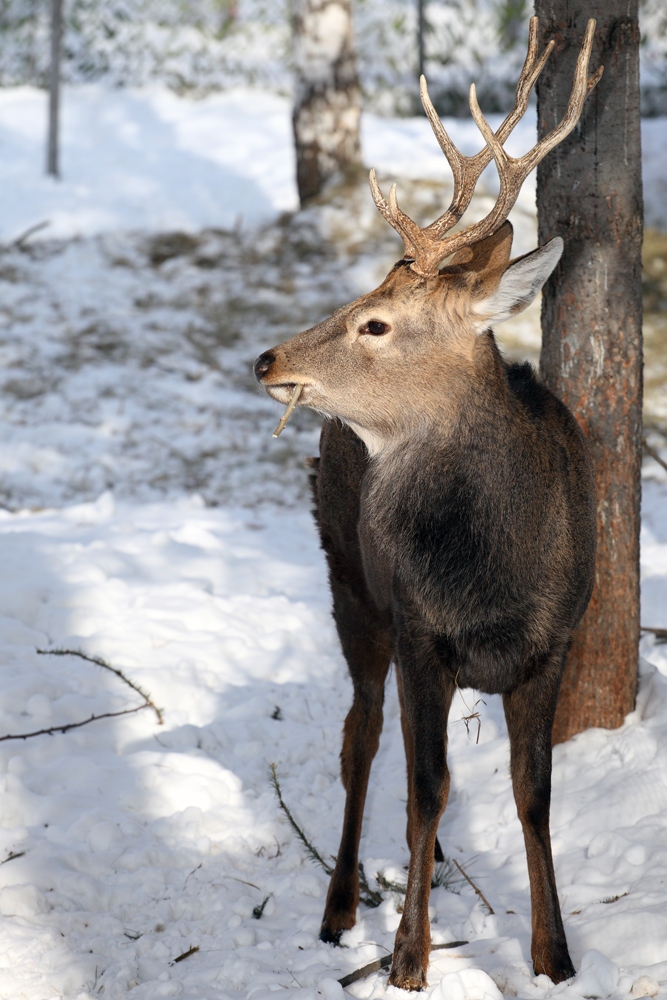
[397,668,446,864]
[502,651,575,984]
[389,625,455,990]
[319,587,392,944]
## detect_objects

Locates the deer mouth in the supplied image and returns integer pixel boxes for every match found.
[265,382,310,405]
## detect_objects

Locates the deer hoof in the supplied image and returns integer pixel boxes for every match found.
[319,910,356,946]
[388,968,427,991]
[388,945,428,991]
[319,925,344,946]
[533,947,575,984]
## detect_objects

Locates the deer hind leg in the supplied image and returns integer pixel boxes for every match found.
[397,669,445,864]
[502,649,575,984]
[389,626,455,991]
[319,582,392,945]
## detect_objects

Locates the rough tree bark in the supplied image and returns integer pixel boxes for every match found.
[292,0,362,205]
[535,2,643,742]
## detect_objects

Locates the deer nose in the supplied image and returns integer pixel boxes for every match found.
[254,351,275,382]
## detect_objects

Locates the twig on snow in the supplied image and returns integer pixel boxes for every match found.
[253,894,272,919]
[269,763,333,874]
[357,861,383,908]
[172,945,199,964]
[223,875,262,891]
[0,648,163,742]
[600,891,628,904]
[9,220,50,249]
[377,857,463,896]
[184,863,202,887]
[0,705,148,742]
[269,763,382,907]
[431,857,466,892]
[0,850,25,865]
[452,859,494,914]
[337,940,469,988]
[376,870,407,894]
[36,647,163,723]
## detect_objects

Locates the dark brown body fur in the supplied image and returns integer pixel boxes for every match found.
[309,337,596,988]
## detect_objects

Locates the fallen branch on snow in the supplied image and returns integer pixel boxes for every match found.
[337,940,469,988]
[269,763,333,875]
[269,763,383,907]
[376,856,464,897]
[37,647,163,723]
[7,220,50,250]
[0,648,163,742]
[172,945,199,964]
[452,859,494,914]
[0,850,25,865]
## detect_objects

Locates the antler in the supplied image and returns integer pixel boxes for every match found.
[370,17,603,278]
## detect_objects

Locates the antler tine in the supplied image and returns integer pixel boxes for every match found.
[368,168,394,227]
[368,19,601,277]
[419,76,467,196]
[369,169,425,259]
[496,17,554,146]
[468,18,600,199]
[516,18,601,174]
[419,18,550,192]
[438,19,601,262]
[419,19,553,242]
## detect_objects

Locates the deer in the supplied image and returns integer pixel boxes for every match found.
[254,18,600,991]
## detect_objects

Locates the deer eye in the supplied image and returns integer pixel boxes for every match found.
[362,320,389,336]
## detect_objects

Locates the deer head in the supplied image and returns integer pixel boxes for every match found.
[255,19,602,454]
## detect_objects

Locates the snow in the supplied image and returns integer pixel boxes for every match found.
[0,83,665,1000]
[0,87,297,241]
[0,491,666,1000]
[1,86,667,241]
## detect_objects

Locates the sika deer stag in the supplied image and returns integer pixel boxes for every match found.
[255,19,600,991]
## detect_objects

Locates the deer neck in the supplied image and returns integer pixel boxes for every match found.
[351,329,506,461]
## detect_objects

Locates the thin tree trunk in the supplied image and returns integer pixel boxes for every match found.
[47,0,63,178]
[535,2,643,742]
[292,0,362,205]
[417,0,426,82]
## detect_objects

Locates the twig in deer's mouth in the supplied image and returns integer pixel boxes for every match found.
[272,384,303,437]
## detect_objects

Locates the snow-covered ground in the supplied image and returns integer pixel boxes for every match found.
[1,86,667,241]
[0,486,666,1000]
[0,85,665,1000]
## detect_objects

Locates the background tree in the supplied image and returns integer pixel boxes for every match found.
[47,0,62,178]
[292,0,362,205]
[535,2,643,742]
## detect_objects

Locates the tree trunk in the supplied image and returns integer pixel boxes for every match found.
[417,0,426,83]
[47,0,62,178]
[292,0,362,205]
[535,2,643,743]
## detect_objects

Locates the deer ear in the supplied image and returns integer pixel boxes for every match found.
[472,237,563,328]
[448,221,514,294]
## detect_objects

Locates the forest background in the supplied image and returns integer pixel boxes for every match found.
[3,0,667,116]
